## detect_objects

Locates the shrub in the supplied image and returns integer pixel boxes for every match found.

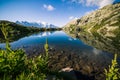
[0,24,49,80]
[105,54,120,80]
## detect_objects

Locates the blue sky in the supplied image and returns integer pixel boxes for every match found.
[0,0,120,27]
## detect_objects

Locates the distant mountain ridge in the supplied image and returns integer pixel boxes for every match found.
[16,21,58,28]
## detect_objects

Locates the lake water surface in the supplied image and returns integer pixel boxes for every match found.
[0,31,119,79]
[0,31,113,56]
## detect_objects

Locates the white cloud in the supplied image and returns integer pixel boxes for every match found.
[99,0,115,8]
[86,0,115,8]
[69,16,74,19]
[43,4,55,11]
[67,0,115,8]
[69,16,78,20]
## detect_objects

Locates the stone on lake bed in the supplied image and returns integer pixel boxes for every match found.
[60,67,73,72]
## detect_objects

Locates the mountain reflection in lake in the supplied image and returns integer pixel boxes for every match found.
[0,31,113,55]
[0,31,119,79]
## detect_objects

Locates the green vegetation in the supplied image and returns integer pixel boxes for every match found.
[0,20,62,43]
[105,54,120,80]
[64,3,120,39]
[0,25,49,80]
[69,24,75,33]
[0,20,40,43]
[1,20,120,80]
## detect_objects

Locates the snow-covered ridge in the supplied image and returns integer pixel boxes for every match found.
[16,21,58,28]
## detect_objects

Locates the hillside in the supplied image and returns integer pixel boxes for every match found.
[64,3,120,37]
[0,20,40,42]
[64,3,120,54]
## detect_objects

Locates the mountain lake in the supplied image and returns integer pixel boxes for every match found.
[0,31,120,79]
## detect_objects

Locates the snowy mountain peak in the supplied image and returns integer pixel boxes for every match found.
[16,21,58,28]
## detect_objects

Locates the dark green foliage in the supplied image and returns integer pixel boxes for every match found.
[0,20,40,43]
[44,38,49,61]
[68,24,76,33]
[0,25,49,80]
[0,49,27,78]
[0,20,62,43]
[105,54,120,80]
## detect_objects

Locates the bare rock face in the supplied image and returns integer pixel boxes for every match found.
[64,3,120,38]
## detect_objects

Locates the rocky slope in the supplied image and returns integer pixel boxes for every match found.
[64,3,120,37]
[64,3,120,54]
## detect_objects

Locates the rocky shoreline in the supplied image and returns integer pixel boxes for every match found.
[48,50,108,80]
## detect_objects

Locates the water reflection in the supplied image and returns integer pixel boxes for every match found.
[0,31,116,58]
[65,31,120,54]
[92,48,102,55]
[31,31,54,37]
[0,31,119,79]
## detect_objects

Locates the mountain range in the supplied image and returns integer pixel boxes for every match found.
[16,21,58,28]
